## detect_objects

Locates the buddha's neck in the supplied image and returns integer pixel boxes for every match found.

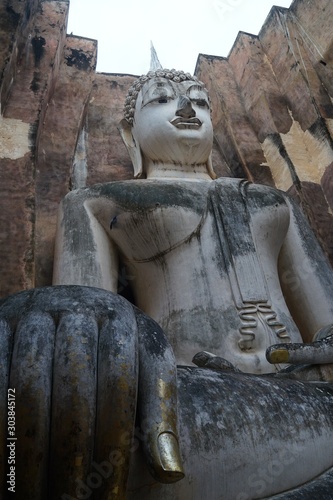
[145,161,213,182]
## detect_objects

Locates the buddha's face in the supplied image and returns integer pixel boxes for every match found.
[132,77,213,166]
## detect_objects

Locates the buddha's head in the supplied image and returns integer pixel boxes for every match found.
[119,69,215,179]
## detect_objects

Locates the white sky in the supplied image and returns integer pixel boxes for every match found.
[67,0,292,76]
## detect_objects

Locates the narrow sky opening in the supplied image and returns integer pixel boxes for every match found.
[67,0,293,75]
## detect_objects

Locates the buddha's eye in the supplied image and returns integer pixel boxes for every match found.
[195,99,209,108]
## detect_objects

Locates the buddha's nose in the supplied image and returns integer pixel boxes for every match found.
[175,95,196,119]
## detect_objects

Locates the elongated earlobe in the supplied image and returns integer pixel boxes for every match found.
[118,119,144,178]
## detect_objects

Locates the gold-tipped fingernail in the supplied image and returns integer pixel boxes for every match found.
[269,348,289,364]
[157,432,185,483]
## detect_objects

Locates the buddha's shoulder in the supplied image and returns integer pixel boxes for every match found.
[62,179,212,212]
[216,178,287,208]
[62,179,288,213]
[247,182,288,210]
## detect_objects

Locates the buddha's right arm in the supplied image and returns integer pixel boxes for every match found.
[52,190,119,292]
[278,194,333,343]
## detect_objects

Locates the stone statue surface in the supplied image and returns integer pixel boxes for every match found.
[54,69,333,374]
[2,69,333,500]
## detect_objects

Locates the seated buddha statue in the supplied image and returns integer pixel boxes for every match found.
[1,68,333,500]
[54,68,333,374]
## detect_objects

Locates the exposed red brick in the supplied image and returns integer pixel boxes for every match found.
[34,35,97,287]
[85,73,137,185]
[1,0,333,298]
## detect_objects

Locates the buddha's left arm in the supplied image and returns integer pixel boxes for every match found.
[278,194,333,343]
[53,190,119,292]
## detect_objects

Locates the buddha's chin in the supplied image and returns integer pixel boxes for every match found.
[145,141,212,165]
[174,125,207,139]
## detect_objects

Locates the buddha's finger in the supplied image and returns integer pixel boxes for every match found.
[9,312,55,500]
[192,351,240,371]
[267,333,333,365]
[135,309,185,484]
[49,311,99,499]
[94,303,138,500]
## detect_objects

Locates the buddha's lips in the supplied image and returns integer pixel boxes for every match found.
[170,117,202,129]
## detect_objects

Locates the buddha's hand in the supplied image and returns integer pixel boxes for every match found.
[0,285,140,498]
[266,325,333,382]
[0,285,184,500]
[192,351,242,372]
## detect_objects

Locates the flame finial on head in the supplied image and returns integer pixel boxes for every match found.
[150,41,163,71]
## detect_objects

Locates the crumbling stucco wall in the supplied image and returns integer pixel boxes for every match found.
[1,0,333,297]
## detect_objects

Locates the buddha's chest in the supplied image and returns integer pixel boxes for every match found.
[90,180,290,264]
[109,204,205,262]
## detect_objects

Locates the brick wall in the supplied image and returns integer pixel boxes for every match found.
[1,0,333,297]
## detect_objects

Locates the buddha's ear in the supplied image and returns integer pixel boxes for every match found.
[118,119,144,178]
[207,152,217,180]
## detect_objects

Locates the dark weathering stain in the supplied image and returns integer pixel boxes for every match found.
[5,5,20,28]
[28,122,38,156]
[31,36,46,66]
[65,49,92,71]
[134,307,170,357]
[30,72,41,93]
